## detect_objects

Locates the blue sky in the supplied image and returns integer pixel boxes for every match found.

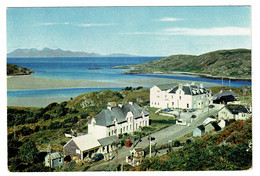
[7,6,251,56]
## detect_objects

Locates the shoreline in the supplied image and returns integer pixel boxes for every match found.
[124,71,251,82]
[7,75,219,91]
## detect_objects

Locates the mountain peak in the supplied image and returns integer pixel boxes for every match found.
[7,48,139,58]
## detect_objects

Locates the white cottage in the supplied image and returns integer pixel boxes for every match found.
[88,102,149,138]
[150,82,212,109]
[218,104,250,121]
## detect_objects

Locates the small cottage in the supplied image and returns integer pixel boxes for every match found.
[45,152,64,168]
[212,90,239,104]
[193,125,205,137]
[205,122,221,133]
[218,104,250,121]
[63,134,101,161]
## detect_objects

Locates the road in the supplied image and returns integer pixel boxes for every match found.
[87,107,218,171]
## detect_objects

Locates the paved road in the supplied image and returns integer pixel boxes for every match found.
[87,108,218,171]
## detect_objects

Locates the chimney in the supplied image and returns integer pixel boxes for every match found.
[200,83,204,88]
[191,82,195,85]
[107,106,112,111]
[129,102,133,105]
[118,103,123,108]
[179,83,183,89]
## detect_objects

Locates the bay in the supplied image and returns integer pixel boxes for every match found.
[7,57,251,107]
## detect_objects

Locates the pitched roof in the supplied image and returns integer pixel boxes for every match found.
[98,136,120,146]
[212,90,239,100]
[169,84,207,95]
[203,117,216,125]
[45,152,63,160]
[70,134,100,151]
[197,125,205,131]
[225,104,248,114]
[89,103,149,127]
[156,83,178,91]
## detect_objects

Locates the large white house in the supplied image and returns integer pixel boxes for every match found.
[64,102,149,160]
[150,82,212,109]
[88,102,150,138]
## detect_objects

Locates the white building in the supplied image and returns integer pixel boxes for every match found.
[150,82,212,109]
[88,102,149,138]
[218,104,251,121]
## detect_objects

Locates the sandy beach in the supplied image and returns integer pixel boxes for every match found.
[7,75,218,90]
[7,75,219,107]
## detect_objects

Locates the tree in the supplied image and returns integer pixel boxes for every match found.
[18,141,39,164]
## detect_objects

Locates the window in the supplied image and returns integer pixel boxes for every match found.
[172,102,174,106]
[109,132,110,136]
[179,96,181,100]
[126,126,128,131]
[165,95,167,98]
[76,149,80,154]
[59,158,62,163]
[123,127,125,132]
[136,124,138,129]
[187,104,189,108]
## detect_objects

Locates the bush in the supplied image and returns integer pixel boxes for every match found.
[173,141,181,147]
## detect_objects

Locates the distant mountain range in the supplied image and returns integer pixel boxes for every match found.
[7,48,139,58]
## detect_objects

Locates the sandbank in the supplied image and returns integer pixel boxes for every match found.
[7,75,219,90]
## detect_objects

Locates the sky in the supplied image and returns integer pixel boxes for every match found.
[7,6,251,56]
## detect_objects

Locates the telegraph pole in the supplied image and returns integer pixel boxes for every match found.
[47,144,52,172]
[149,133,151,158]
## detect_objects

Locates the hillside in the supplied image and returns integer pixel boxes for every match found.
[7,87,150,171]
[122,49,251,79]
[7,48,139,58]
[7,63,34,76]
[134,118,252,171]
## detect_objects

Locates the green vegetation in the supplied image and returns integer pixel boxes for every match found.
[121,49,251,79]
[134,118,252,171]
[7,63,34,76]
[7,86,252,171]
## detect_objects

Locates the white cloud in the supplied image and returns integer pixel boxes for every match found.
[158,17,183,22]
[42,22,70,26]
[165,27,251,36]
[77,23,113,27]
[120,27,251,36]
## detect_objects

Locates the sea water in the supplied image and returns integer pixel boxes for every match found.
[7,57,251,107]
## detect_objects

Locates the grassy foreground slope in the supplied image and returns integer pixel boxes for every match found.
[122,49,251,79]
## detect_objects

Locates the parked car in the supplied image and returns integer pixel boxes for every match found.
[188,108,196,112]
[163,108,171,112]
[209,105,215,108]
[182,109,187,112]
[176,119,187,126]
[91,153,104,162]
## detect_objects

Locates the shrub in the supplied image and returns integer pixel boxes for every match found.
[173,141,181,147]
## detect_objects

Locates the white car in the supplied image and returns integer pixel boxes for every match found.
[176,119,187,126]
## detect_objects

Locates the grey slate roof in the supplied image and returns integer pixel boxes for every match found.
[89,103,149,127]
[212,90,239,100]
[226,104,248,114]
[45,152,63,160]
[197,125,205,131]
[98,136,120,146]
[169,84,207,95]
[156,83,178,91]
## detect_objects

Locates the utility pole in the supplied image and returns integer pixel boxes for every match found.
[13,124,16,139]
[149,133,151,158]
[47,144,52,172]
